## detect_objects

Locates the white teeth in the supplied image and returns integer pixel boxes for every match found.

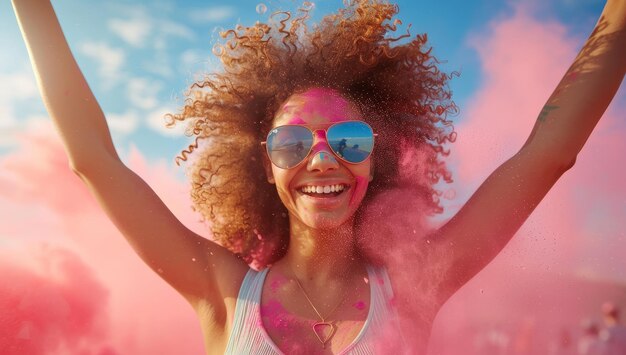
[300,184,347,194]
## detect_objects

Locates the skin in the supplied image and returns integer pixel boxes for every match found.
[258,88,374,353]
[266,88,371,233]
[11,0,625,353]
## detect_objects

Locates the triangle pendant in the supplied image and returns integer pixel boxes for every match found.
[312,322,336,348]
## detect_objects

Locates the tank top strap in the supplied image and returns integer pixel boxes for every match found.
[363,265,407,351]
[225,267,277,354]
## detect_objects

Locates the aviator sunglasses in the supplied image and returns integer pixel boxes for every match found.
[262,121,377,169]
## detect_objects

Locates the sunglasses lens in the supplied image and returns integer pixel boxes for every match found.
[266,126,313,169]
[327,121,374,163]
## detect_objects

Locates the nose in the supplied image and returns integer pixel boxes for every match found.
[307,130,339,173]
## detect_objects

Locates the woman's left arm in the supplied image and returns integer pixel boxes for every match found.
[429,0,626,301]
[523,0,625,162]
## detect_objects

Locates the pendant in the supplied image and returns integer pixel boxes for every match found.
[312,322,336,348]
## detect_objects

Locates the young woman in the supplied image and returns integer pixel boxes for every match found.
[11,0,626,353]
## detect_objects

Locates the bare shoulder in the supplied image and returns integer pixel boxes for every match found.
[188,239,249,324]
[192,247,250,353]
[212,249,250,301]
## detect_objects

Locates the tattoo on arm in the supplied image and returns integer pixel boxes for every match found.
[537,105,559,122]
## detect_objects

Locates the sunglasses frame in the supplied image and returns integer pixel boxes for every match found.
[261,120,378,169]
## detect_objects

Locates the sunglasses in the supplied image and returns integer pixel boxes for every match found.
[262,121,377,169]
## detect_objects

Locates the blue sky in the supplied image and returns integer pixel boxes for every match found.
[0,0,606,166]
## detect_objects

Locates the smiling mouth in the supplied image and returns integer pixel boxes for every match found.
[298,184,350,198]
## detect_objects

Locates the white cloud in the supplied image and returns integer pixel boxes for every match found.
[180,50,203,75]
[126,77,162,110]
[78,42,125,86]
[107,3,149,19]
[0,71,42,147]
[179,50,219,77]
[0,115,48,148]
[108,13,194,51]
[0,108,20,147]
[108,17,152,47]
[0,106,16,129]
[106,111,140,135]
[181,50,202,67]
[161,21,196,40]
[142,55,175,78]
[0,72,38,101]
[145,106,187,137]
[189,6,236,23]
[154,38,167,51]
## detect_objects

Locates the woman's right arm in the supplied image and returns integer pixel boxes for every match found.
[11,0,248,311]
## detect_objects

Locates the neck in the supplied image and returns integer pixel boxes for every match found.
[278,214,365,284]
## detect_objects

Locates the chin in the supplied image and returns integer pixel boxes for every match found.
[300,210,356,230]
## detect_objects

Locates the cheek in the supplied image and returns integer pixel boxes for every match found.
[271,168,297,206]
[271,167,291,189]
[349,168,371,207]
[350,176,369,207]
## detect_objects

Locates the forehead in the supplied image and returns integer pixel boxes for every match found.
[272,88,362,128]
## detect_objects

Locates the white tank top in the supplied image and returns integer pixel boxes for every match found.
[224,265,404,354]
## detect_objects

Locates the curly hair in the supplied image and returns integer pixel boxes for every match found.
[167,0,457,267]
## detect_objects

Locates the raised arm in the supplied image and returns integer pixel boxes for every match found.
[11,0,248,311]
[427,0,626,301]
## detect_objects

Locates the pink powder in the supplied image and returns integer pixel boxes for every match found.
[0,246,112,354]
[260,299,314,352]
[269,275,288,293]
[349,175,369,207]
[284,117,306,124]
[261,299,291,330]
[353,300,367,311]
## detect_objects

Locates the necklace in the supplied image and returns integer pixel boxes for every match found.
[291,270,345,348]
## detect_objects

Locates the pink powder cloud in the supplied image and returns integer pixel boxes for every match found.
[0,125,206,354]
[0,246,113,355]
[429,4,626,354]
[450,2,626,277]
